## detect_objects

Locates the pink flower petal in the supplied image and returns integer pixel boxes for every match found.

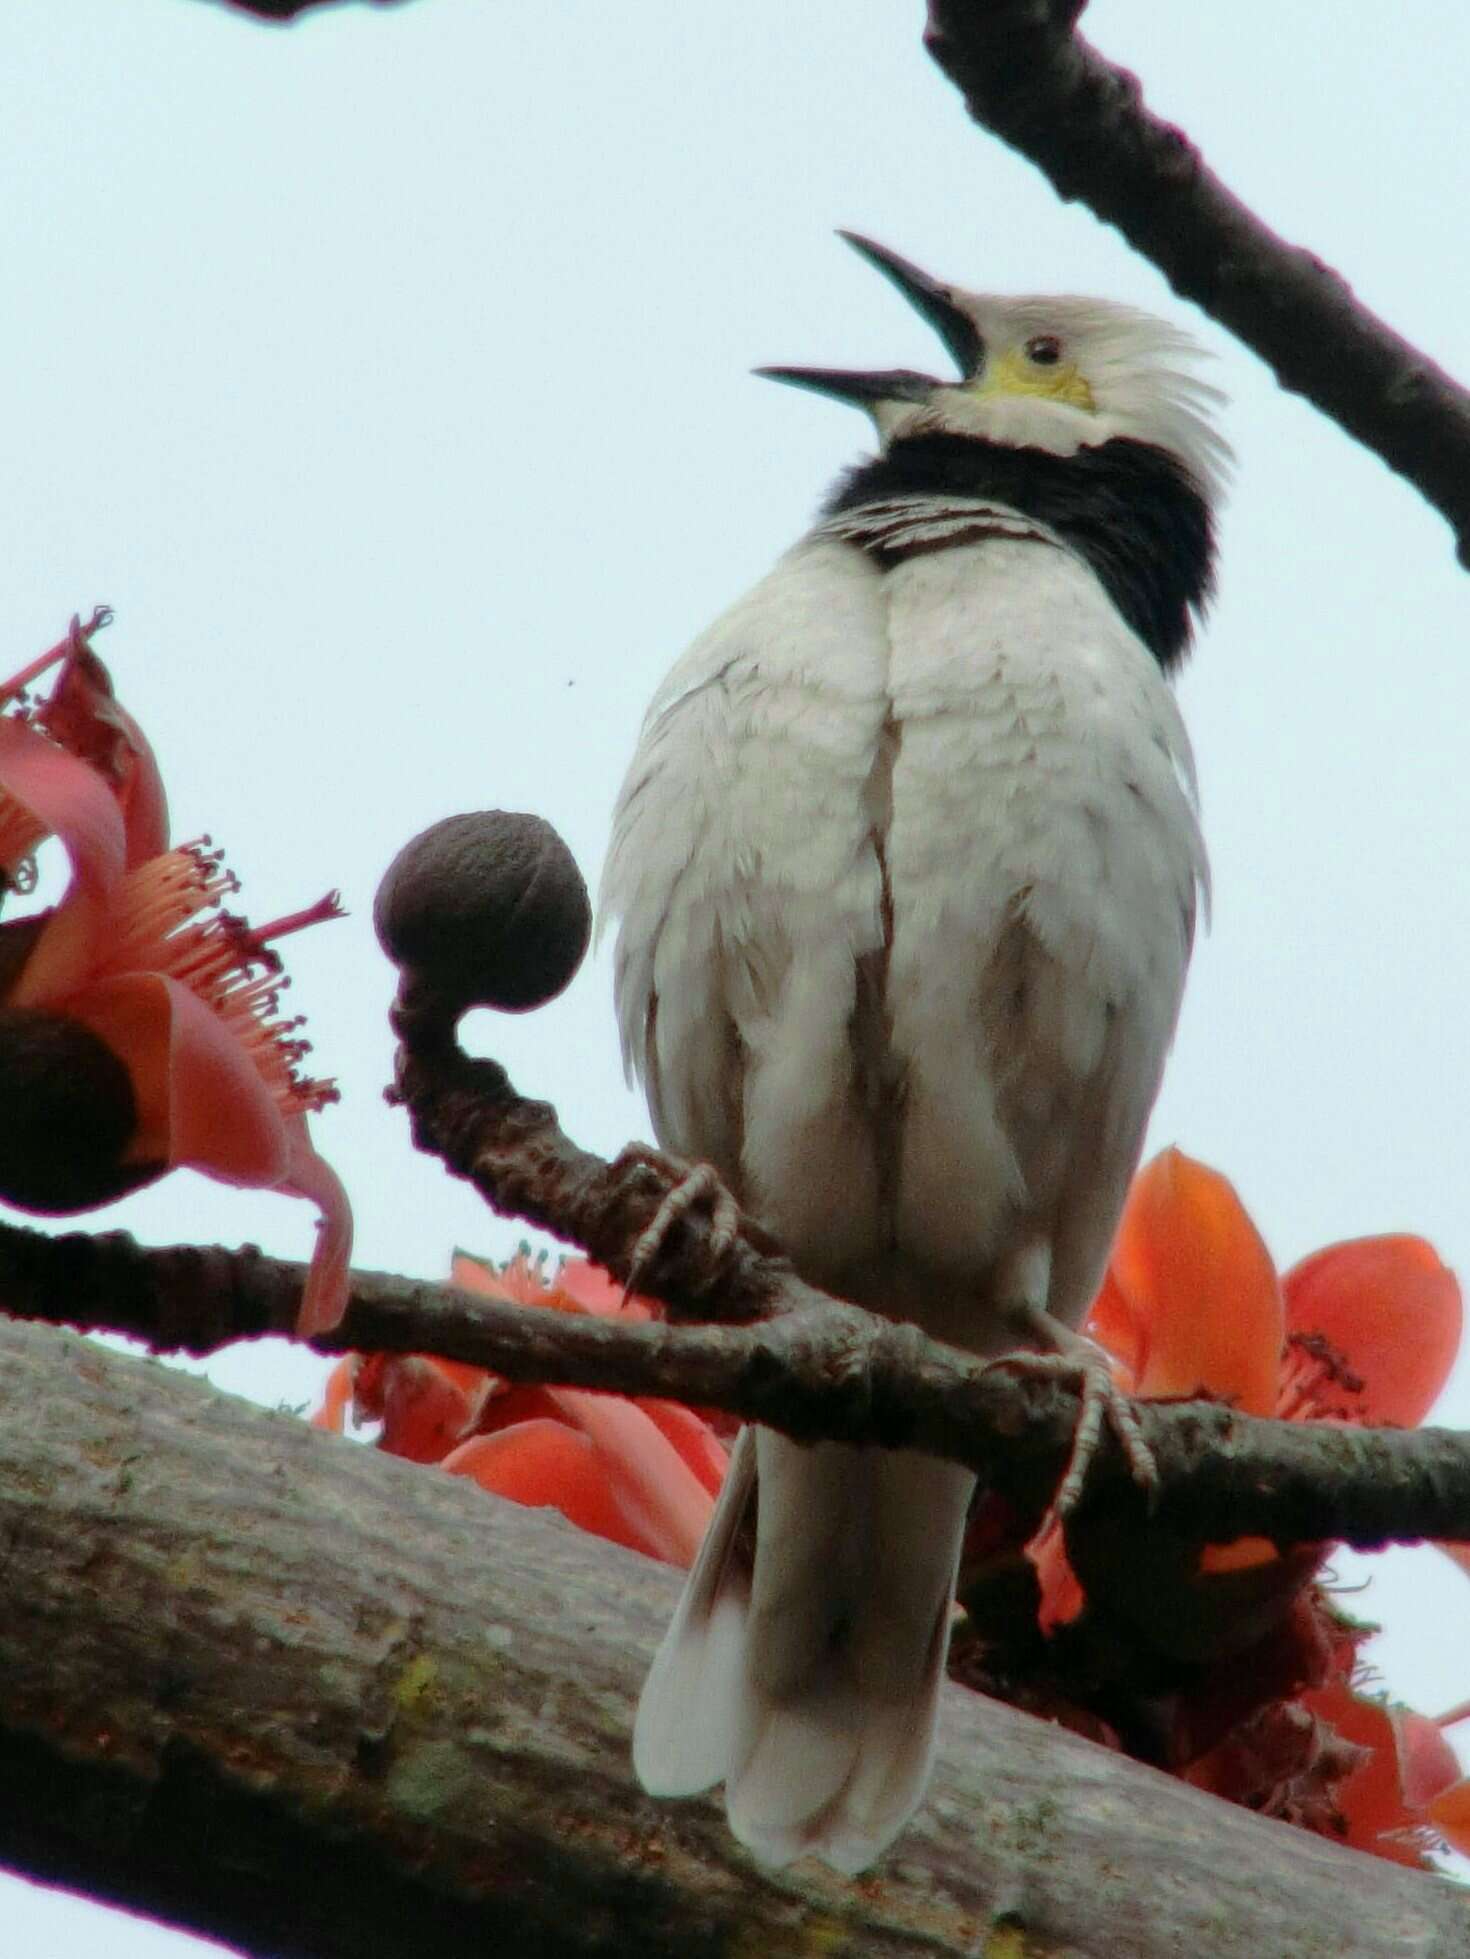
[282,1116,354,1338]
[0,716,125,902]
[41,646,170,865]
[61,972,290,1185]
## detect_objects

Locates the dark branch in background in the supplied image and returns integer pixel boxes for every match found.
[6,1317,1466,1959]
[925,0,1470,564]
[212,0,411,22]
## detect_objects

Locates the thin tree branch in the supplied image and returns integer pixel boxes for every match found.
[924,0,1470,564]
[3,1186,1469,1555]
[2,1314,1467,1959]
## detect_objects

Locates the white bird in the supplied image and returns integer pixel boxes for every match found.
[600,234,1227,1874]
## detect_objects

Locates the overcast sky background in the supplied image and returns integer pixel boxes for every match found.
[5,0,1470,1947]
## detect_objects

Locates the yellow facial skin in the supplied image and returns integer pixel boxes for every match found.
[973,344,1096,413]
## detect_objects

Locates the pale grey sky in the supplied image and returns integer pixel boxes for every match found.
[4,1,1469,1946]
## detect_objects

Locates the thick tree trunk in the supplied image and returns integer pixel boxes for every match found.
[0,1317,1464,1958]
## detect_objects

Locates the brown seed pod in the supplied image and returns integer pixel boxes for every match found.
[373,811,592,1014]
[0,1007,164,1213]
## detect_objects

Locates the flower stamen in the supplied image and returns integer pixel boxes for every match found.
[1276,1331,1366,1422]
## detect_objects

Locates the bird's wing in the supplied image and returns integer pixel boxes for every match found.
[599,537,892,1256]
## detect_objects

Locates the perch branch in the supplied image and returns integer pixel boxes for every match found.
[4,1076,1469,1552]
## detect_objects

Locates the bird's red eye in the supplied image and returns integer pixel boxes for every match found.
[1025,335,1062,366]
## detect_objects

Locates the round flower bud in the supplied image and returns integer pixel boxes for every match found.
[0,1007,162,1213]
[373,811,591,1013]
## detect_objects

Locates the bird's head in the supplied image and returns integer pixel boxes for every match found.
[760,233,1229,498]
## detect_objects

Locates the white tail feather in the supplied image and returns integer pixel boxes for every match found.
[635,1427,974,1872]
[634,1427,756,1796]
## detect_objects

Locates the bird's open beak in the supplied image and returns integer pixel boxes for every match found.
[754,365,937,408]
[838,232,981,376]
[754,233,981,409]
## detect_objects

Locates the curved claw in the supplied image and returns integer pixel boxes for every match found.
[987,1344,1158,1536]
[624,1161,742,1308]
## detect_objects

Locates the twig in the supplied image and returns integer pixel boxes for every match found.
[924,0,1470,564]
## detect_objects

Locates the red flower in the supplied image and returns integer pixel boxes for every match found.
[0,615,351,1334]
[1035,1147,1469,1865]
[315,1251,727,1565]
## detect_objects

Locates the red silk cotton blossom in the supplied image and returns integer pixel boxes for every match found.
[315,1251,727,1566]
[1053,1148,1470,1864]
[0,614,351,1334]
[313,1159,1468,1868]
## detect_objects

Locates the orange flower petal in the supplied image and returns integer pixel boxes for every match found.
[1029,1525,1086,1634]
[551,1257,655,1321]
[1392,1706,1462,1811]
[1084,1266,1144,1390]
[1198,1537,1278,1575]
[1299,1683,1439,1865]
[372,1355,483,1462]
[634,1396,730,1497]
[541,1385,716,1565]
[443,1421,639,1543]
[63,973,290,1184]
[1428,1777,1470,1859]
[451,1247,550,1307]
[1283,1238,1462,1426]
[312,1356,357,1434]
[443,1420,707,1564]
[1103,1149,1283,1415]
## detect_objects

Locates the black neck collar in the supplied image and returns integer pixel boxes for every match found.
[824,433,1216,672]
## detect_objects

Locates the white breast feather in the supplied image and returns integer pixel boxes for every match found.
[601,527,1206,1331]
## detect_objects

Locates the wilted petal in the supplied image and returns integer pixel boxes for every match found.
[1283,1238,1462,1426]
[39,645,169,866]
[1102,1149,1283,1416]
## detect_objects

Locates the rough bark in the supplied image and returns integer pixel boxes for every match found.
[925,0,1470,564]
[1,1314,1466,1959]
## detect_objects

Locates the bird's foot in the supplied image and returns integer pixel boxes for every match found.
[623,1159,742,1309]
[987,1310,1156,1527]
